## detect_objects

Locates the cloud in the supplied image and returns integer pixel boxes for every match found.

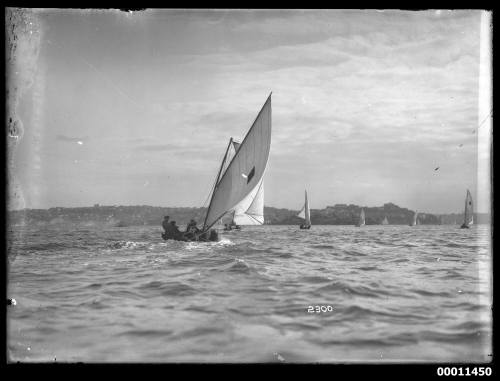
[12,10,486,212]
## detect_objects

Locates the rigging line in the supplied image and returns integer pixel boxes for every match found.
[46,40,145,111]
[193,139,231,223]
[200,174,216,209]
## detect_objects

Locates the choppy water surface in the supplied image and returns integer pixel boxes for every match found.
[7,224,492,362]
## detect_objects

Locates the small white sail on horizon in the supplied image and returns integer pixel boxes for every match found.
[382,216,389,225]
[410,210,418,226]
[297,190,311,228]
[202,94,272,232]
[356,208,365,227]
[461,189,474,228]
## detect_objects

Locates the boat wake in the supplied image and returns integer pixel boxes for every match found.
[107,241,151,250]
[184,238,234,251]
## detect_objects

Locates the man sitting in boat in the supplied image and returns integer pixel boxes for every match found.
[184,219,200,239]
[161,217,186,241]
[161,216,170,239]
[170,221,187,241]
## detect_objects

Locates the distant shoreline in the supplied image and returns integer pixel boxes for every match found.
[7,203,491,227]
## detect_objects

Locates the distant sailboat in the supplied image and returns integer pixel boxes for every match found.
[381,216,389,225]
[163,93,272,242]
[297,190,311,229]
[356,208,365,227]
[460,189,474,229]
[409,210,418,226]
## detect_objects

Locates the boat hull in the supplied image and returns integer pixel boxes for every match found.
[460,224,470,229]
[299,225,311,230]
[162,229,219,242]
[224,225,241,231]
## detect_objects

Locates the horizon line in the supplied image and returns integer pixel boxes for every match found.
[6,203,491,215]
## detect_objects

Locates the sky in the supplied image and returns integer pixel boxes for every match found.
[8,9,492,213]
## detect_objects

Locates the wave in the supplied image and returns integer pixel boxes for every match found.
[169,326,225,340]
[356,266,379,271]
[224,258,252,274]
[24,242,75,251]
[310,244,336,249]
[186,238,234,249]
[116,329,174,338]
[410,289,453,298]
[342,249,368,257]
[319,337,409,347]
[315,281,383,298]
[299,275,332,284]
[107,241,150,250]
[419,329,490,344]
[440,269,472,280]
[138,280,197,297]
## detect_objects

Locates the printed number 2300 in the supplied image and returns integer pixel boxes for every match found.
[308,305,333,313]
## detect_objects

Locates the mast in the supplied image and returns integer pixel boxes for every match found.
[203,138,234,230]
[304,190,310,226]
[463,189,473,226]
[463,190,468,225]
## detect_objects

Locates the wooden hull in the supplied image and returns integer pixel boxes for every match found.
[162,230,219,242]
[224,226,241,231]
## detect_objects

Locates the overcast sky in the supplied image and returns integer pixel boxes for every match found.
[9,9,491,213]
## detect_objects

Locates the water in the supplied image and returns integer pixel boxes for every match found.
[7,224,492,363]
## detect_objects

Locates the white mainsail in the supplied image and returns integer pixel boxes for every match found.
[410,211,418,226]
[203,94,272,231]
[233,179,265,225]
[357,208,365,226]
[462,189,474,227]
[297,190,311,226]
[382,216,389,225]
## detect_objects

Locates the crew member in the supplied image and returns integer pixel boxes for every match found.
[162,216,171,239]
[186,219,199,233]
[170,221,187,241]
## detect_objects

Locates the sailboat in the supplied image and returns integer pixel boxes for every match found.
[409,210,418,226]
[297,190,311,229]
[460,189,474,229]
[355,208,365,227]
[161,93,272,242]
[381,216,389,225]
